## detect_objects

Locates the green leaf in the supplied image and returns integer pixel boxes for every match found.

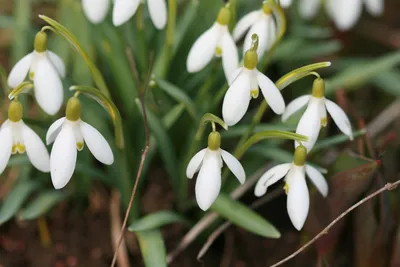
[156,79,197,119]
[70,85,124,149]
[312,129,367,152]
[128,211,187,232]
[136,230,167,267]
[19,191,66,221]
[11,0,31,65]
[0,181,38,225]
[211,193,280,238]
[39,15,110,97]
[373,71,400,96]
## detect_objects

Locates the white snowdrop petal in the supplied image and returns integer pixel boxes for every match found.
[0,126,13,175]
[280,0,293,8]
[329,0,362,30]
[34,57,64,115]
[46,117,66,145]
[254,163,291,197]
[186,148,206,179]
[50,125,77,189]
[325,99,353,139]
[195,151,221,211]
[299,0,321,19]
[82,0,109,24]
[364,0,384,16]
[7,53,33,88]
[305,164,328,197]
[148,0,167,30]
[113,0,140,26]
[220,149,245,184]
[295,99,322,153]
[47,51,66,78]
[221,31,239,83]
[222,71,251,126]
[257,70,285,115]
[282,95,311,122]
[80,121,114,165]
[228,67,242,86]
[286,166,309,231]
[232,10,261,41]
[186,23,219,73]
[22,123,50,172]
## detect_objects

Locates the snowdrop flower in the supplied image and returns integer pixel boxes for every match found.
[82,0,110,24]
[279,0,293,8]
[186,131,245,211]
[7,32,65,115]
[186,4,239,83]
[299,0,384,31]
[0,100,50,175]
[233,2,277,59]
[47,97,114,189]
[222,35,285,126]
[282,78,353,152]
[255,145,328,230]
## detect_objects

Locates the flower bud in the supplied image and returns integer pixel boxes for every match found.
[66,97,82,121]
[312,78,325,98]
[293,145,307,166]
[8,100,23,122]
[207,131,221,151]
[216,6,231,26]
[34,31,48,53]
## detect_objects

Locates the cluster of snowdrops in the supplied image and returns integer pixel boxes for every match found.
[0,0,382,231]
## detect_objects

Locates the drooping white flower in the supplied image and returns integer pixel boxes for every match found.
[113,0,167,29]
[282,78,353,152]
[222,36,285,126]
[279,0,293,8]
[186,131,245,211]
[186,5,239,83]
[47,97,114,189]
[299,0,384,31]
[0,100,50,175]
[82,0,110,24]
[233,2,277,59]
[254,145,328,230]
[8,32,65,115]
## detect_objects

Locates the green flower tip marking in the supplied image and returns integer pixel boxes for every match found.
[293,145,307,166]
[34,31,48,53]
[217,5,231,26]
[66,97,82,121]
[8,100,23,122]
[312,77,325,98]
[208,131,221,151]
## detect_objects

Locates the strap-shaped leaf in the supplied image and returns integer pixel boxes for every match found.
[19,191,66,220]
[70,85,124,149]
[136,230,167,267]
[128,211,187,232]
[39,15,110,97]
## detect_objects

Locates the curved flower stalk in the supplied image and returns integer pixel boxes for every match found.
[82,0,167,29]
[255,145,328,230]
[233,2,277,59]
[186,131,245,211]
[0,100,50,175]
[186,4,239,83]
[8,32,65,115]
[282,78,353,152]
[47,97,114,189]
[298,0,384,31]
[222,34,285,126]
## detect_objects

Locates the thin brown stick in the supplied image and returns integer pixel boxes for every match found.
[269,180,400,267]
[110,52,154,267]
[197,187,283,261]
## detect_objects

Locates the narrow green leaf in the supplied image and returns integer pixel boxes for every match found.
[137,230,167,267]
[373,71,400,96]
[70,85,124,149]
[312,129,367,152]
[162,103,185,128]
[128,211,187,232]
[39,15,110,97]
[156,79,197,119]
[276,62,332,90]
[211,193,280,238]
[11,0,31,65]
[0,181,38,225]
[19,191,66,220]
